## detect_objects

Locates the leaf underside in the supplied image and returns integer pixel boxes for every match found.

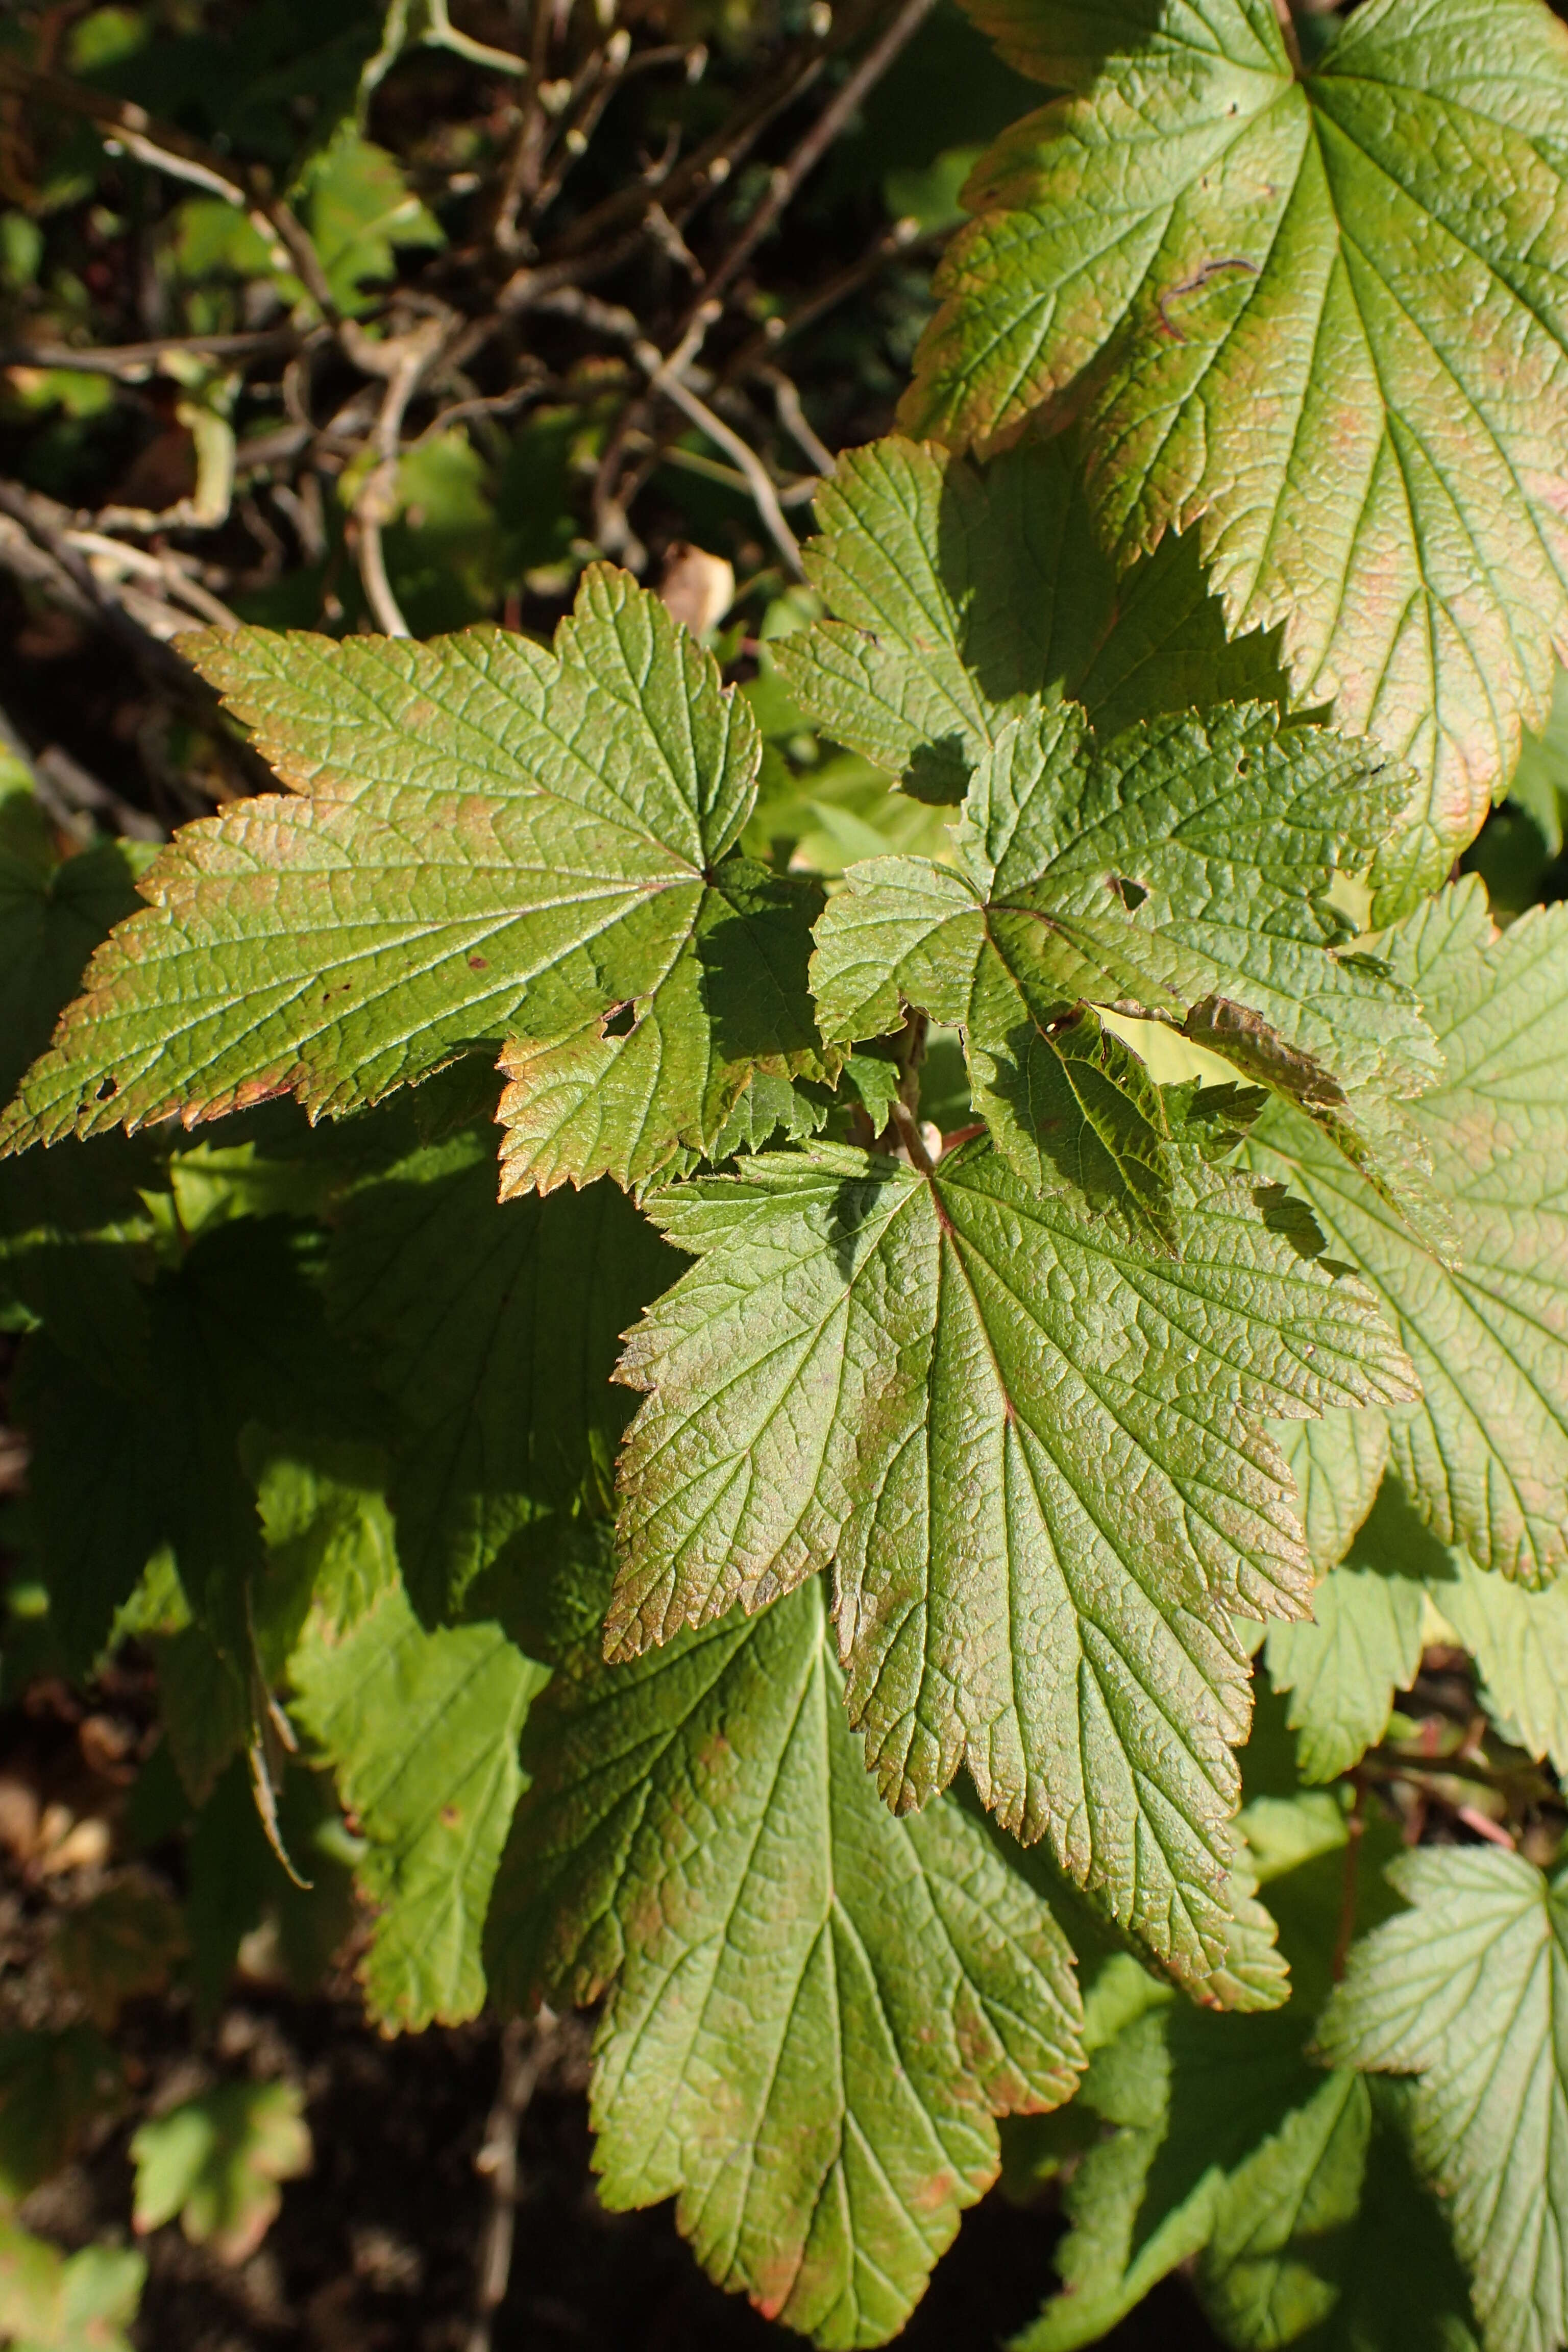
[1320,1847,1568,2352]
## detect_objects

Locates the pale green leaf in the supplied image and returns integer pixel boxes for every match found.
[1272,1409,1391,1577]
[1265,1484,1430,1783]
[130,2081,310,2264]
[491,1572,1083,2350]
[906,0,1568,907]
[1429,1551,1568,1780]
[811,701,1440,1235]
[1320,1847,1568,2352]
[611,1136,1414,1981]
[771,433,1292,802]
[1243,880,1568,1581]
[0,2221,143,2352]
[0,572,830,1191]
[284,1465,548,2028]
[1015,1785,1413,2352]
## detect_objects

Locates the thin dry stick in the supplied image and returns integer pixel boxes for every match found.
[697,0,940,313]
[349,322,447,637]
[467,2010,557,2352]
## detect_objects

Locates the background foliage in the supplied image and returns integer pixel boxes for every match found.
[2,1,1567,2349]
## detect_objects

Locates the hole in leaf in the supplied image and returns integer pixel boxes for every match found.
[601,1001,638,1039]
[1115,877,1148,910]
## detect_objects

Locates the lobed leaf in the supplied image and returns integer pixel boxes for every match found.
[770,432,1293,800]
[280,1454,548,2030]
[1244,880,1568,1581]
[811,701,1440,1237]
[611,1135,1414,1980]
[0,571,832,1191]
[905,0,1568,908]
[1264,1484,1429,1784]
[491,1571,1083,2350]
[1320,1847,1568,2352]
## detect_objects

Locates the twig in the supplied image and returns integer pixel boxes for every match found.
[1270,0,1305,71]
[466,2011,557,2352]
[2,329,301,381]
[698,0,939,312]
[347,321,448,636]
[766,368,834,475]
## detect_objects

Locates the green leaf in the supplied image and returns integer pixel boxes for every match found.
[611,1136,1414,1980]
[282,1457,549,2029]
[905,0,1568,908]
[0,796,150,1108]
[0,2031,121,2210]
[295,122,443,315]
[1319,1847,1568,2352]
[491,1571,1083,2350]
[1242,880,1568,1582]
[1272,1409,1391,1577]
[0,572,831,1192]
[130,2080,311,2264]
[1264,1483,1431,1784]
[0,2221,143,2352]
[771,433,1293,804]
[326,1128,677,1614]
[1015,1784,1415,2352]
[811,701,1440,1236]
[10,1218,370,1674]
[1435,1550,1568,1777]
[494,855,832,1197]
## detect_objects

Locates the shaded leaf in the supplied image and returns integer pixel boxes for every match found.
[811,701,1439,1237]
[1320,1847,1568,2352]
[771,434,1292,806]
[0,2031,121,2209]
[326,1128,677,1615]
[281,1457,548,2029]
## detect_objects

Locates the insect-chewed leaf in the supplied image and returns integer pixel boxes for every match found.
[770,433,1291,799]
[1319,1847,1568,2352]
[1244,879,1568,1583]
[326,1125,678,1616]
[904,0,1568,910]
[495,855,834,1196]
[488,1572,1083,2350]
[810,701,1440,1238]
[610,1136,1415,1982]
[0,569,830,1190]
